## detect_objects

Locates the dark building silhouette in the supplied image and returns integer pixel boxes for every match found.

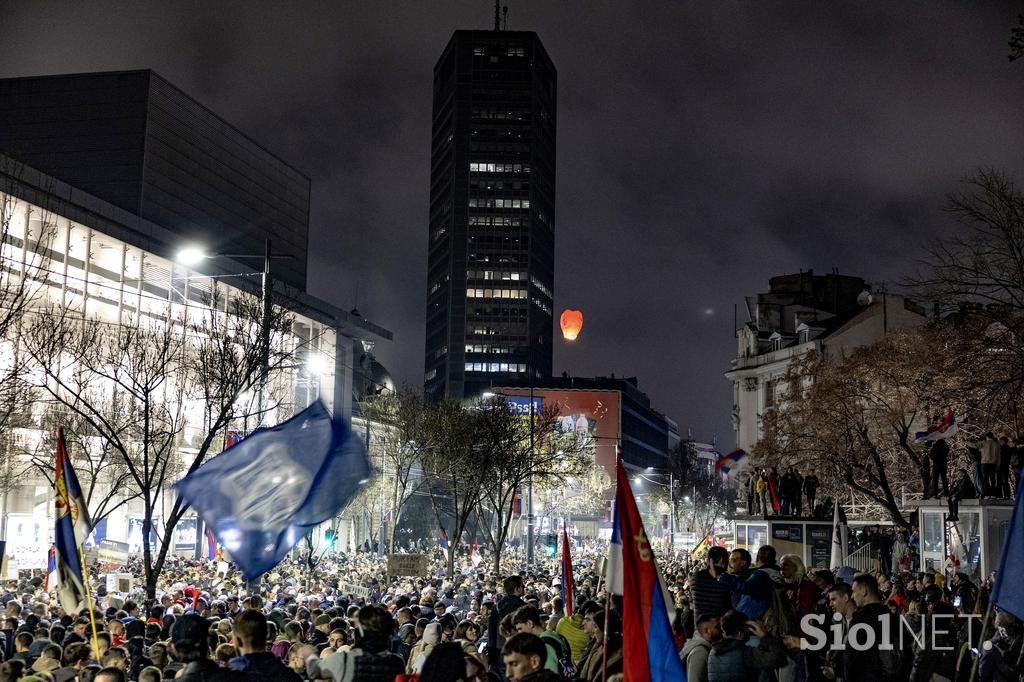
[0,70,309,290]
[424,30,557,401]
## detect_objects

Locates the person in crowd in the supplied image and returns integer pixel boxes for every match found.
[511,606,571,675]
[689,546,733,624]
[981,432,1000,498]
[927,438,950,499]
[680,614,721,682]
[947,467,976,522]
[802,471,819,517]
[168,614,242,681]
[230,609,302,681]
[711,545,781,620]
[706,610,787,682]
[501,632,561,682]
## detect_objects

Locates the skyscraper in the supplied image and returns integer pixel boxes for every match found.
[424,30,557,401]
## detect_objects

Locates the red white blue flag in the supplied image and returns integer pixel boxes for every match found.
[55,427,91,614]
[607,461,686,682]
[44,546,57,592]
[915,408,957,442]
[713,448,747,474]
[561,525,575,616]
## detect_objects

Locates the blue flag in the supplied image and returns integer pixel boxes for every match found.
[175,401,369,580]
[992,482,1024,621]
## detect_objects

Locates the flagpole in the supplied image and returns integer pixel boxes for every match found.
[75,542,102,662]
[969,600,993,682]
[602,451,619,682]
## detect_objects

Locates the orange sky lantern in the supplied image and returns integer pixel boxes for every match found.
[560,309,583,341]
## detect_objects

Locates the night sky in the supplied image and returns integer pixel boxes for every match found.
[3,2,1023,445]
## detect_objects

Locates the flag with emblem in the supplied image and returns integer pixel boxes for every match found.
[607,461,686,682]
[174,400,369,580]
[54,427,91,613]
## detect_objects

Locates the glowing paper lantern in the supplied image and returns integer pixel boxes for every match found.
[560,309,583,341]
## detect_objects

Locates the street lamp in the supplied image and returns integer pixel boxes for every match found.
[632,468,677,554]
[175,239,292,424]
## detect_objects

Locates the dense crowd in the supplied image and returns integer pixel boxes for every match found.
[0,539,1020,682]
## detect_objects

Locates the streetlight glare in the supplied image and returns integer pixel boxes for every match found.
[176,246,208,267]
[633,476,642,484]
[306,353,328,376]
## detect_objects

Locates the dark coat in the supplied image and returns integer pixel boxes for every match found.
[176,659,246,682]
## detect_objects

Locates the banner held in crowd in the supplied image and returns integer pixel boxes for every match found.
[175,400,370,581]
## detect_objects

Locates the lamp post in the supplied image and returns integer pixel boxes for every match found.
[634,468,675,553]
[177,239,290,424]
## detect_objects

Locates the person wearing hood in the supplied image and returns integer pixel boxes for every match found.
[710,546,781,620]
[707,610,787,682]
[304,605,405,682]
[681,614,722,682]
[168,615,243,682]
[406,622,440,674]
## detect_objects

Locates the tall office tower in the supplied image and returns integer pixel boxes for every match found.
[424,30,557,401]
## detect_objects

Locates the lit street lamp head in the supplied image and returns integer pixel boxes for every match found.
[176,246,208,267]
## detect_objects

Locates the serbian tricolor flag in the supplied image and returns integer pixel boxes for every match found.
[439,529,449,550]
[915,408,957,442]
[471,544,482,568]
[44,546,57,592]
[714,448,747,474]
[512,491,523,517]
[607,461,686,682]
[561,526,575,616]
[54,427,91,614]
[205,529,217,561]
[768,471,781,513]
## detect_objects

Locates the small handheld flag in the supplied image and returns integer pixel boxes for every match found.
[713,448,748,474]
[44,546,57,592]
[830,500,849,571]
[175,401,370,581]
[439,529,450,550]
[915,408,957,442]
[205,529,217,562]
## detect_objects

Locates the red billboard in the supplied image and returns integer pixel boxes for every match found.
[493,388,621,479]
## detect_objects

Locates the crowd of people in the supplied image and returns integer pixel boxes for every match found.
[0,538,1020,682]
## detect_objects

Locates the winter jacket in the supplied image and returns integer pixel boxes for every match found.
[841,602,908,682]
[981,438,1000,465]
[716,566,781,620]
[909,603,957,682]
[689,569,733,622]
[176,659,246,682]
[308,645,405,682]
[680,634,713,682]
[555,613,589,664]
[706,635,787,682]
[229,651,303,681]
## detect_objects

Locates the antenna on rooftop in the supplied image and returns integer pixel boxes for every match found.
[503,5,508,30]
[494,0,500,30]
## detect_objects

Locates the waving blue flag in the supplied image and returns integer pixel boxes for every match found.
[992,483,1024,621]
[175,401,369,580]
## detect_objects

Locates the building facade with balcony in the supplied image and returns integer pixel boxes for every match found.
[725,271,926,483]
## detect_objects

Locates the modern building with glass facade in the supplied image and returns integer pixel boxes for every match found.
[424,30,557,401]
[0,69,391,568]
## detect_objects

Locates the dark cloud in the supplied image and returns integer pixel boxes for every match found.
[1,1,1022,444]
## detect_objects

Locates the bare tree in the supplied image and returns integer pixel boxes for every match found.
[359,388,428,552]
[22,284,302,598]
[421,399,492,575]
[474,402,592,570]
[756,324,987,527]
[23,406,140,524]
